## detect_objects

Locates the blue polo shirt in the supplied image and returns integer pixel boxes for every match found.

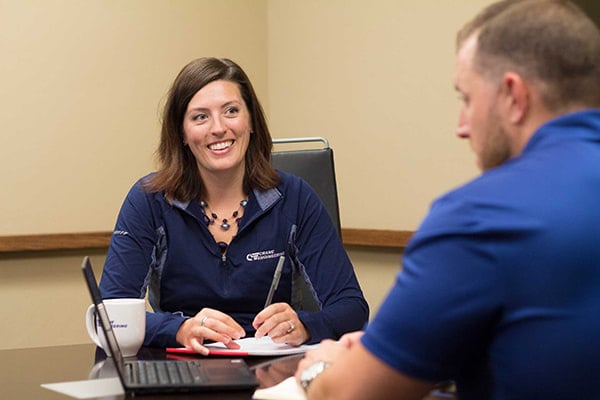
[362,110,600,399]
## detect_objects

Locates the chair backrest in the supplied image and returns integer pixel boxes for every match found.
[271,137,342,237]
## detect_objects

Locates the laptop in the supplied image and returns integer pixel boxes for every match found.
[81,256,259,395]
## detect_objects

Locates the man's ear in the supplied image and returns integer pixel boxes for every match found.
[501,72,529,125]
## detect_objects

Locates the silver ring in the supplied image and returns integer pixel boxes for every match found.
[201,316,208,327]
[286,320,295,334]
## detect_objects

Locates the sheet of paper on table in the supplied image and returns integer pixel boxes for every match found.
[41,377,124,399]
[253,376,306,400]
[167,336,318,356]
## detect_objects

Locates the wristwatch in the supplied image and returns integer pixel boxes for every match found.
[300,360,331,391]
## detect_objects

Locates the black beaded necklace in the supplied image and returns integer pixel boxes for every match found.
[199,199,248,231]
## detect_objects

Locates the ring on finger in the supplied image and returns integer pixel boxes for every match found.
[286,320,295,334]
[201,316,209,327]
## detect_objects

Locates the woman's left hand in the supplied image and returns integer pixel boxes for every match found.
[252,302,309,346]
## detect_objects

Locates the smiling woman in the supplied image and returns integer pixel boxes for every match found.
[3,0,491,354]
[97,57,369,355]
[182,80,253,197]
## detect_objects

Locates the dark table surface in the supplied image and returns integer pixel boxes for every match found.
[0,343,455,400]
[0,343,300,400]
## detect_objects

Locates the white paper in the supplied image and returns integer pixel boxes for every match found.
[253,376,306,400]
[203,336,318,356]
[41,377,124,399]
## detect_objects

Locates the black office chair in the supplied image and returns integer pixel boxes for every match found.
[271,137,342,238]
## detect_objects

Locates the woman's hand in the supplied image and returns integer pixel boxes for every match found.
[175,308,246,355]
[252,302,309,346]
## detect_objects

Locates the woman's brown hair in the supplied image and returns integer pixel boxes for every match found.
[144,57,280,201]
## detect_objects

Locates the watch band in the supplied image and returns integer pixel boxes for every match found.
[300,360,332,391]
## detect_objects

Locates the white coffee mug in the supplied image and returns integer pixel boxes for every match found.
[85,298,145,357]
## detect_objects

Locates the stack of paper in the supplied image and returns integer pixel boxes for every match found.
[167,336,318,356]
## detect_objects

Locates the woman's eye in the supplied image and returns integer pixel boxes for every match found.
[225,107,239,116]
[193,113,208,121]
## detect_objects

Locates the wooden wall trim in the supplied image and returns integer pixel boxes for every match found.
[0,228,413,253]
[341,228,413,248]
[0,232,112,253]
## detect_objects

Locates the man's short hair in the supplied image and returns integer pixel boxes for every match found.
[458,0,600,112]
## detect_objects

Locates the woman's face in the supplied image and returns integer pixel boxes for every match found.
[182,79,252,179]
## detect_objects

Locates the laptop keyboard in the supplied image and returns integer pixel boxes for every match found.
[129,360,206,385]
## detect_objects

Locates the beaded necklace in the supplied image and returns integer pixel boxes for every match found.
[199,199,248,231]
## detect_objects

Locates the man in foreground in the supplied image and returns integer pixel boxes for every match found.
[295,1,600,399]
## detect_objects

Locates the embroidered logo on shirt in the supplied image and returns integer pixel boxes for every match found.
[246,250,285,261]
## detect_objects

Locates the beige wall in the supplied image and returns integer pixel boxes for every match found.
[0,0,268,235]
[0,0,491,350]
[267,0,486,229]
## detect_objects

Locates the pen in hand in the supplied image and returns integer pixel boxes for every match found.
[264,255,285,308]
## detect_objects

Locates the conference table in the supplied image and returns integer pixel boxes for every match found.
[0,343,456,399]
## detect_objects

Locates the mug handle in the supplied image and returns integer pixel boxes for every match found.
[85,304,103,348]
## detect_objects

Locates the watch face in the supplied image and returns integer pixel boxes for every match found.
[300,360,330,390]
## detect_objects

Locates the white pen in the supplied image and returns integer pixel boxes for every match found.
[264,255,285,308]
